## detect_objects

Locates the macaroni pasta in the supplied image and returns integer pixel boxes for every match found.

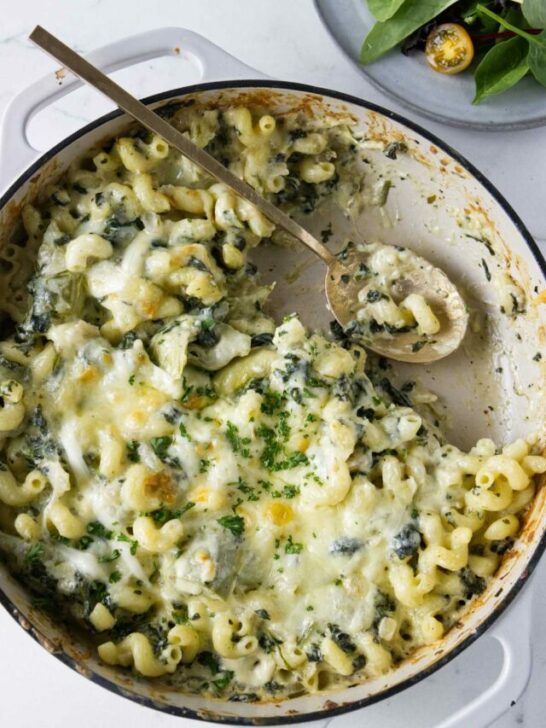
[0,105,543,702]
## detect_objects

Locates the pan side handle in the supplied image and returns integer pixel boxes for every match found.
[433,581,533,728]
[0,27,267,189]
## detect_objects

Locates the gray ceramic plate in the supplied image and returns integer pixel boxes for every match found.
[314,0,546,130]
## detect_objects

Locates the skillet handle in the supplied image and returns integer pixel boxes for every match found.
[433,581,533,728]
[0,27,267,190]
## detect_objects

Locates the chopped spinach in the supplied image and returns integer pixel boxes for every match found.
[384,141,407,159]
[379,377,412,407]
[198,651,221,674]
[328,623,356,653]
[86,521,113,540]
[330,537,364,556]
[459,566,486,599]
[251,332,274,347]
[212,671,235,691]
[126,440,141,462]
[392,523,422,559]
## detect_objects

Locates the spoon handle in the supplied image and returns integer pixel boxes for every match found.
[29,25,336,267]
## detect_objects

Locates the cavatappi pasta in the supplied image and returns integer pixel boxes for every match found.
[0,105,544,702]
[348,242,442,344]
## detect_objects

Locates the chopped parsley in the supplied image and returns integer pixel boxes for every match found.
[285,535,304,554]
[98,549,121,563]
[147,502,195,526]
[272,484,300,499]
[225,421,251,457]
[181,382,217,407]
[126,440,141,462]
[172,605,189,624]
[217,514,245,537]
[87,521,113,539]
[235,477,259,502]
[179,422,192,440]
[260,389,286,415]
[24,542,44,564]
[116,533,138,555]
[257,421,309,472]
[76,535,94,551]
[150,436,173,461]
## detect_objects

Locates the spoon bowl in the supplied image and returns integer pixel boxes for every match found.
[326,245,468,363]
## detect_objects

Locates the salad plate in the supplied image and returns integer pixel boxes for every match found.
[314,0,546,130]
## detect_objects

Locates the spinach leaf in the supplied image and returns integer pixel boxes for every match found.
[477,4,539,42]
[87,521,113,539]
[523,0,546,28]
[459,566,486,599]
[367,0,407,23]
[360,0,459,64]
[477,5,546,88]
[328,623,356,653]
[473,36,529,104]
[528,32,546,87]
[330,537,363,556]
[198,651,220,674]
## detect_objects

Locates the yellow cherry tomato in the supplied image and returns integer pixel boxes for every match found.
[425,23,474,75]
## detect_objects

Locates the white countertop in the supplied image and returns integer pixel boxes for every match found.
[0,1,544,726]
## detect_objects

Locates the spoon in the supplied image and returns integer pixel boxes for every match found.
[29,26,468,363]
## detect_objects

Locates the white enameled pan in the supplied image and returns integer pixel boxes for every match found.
[0,27,544,728]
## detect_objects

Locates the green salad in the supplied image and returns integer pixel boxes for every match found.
[361,0,546,104]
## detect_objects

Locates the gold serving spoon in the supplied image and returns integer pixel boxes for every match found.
[29,25,468,363]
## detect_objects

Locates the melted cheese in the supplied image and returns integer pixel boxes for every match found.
[0,106,543,702]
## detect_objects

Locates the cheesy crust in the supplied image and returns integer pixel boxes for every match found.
[0,105,543,701]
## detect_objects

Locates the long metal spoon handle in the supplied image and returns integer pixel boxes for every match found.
[29,25,336,267]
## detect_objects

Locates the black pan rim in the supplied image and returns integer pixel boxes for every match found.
[0,78,544,726]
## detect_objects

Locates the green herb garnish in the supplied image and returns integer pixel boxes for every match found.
[285,535,304,554]
[150,436,173,461]
[217,514,245,537]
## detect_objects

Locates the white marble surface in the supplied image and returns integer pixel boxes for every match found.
[0,1,544,726]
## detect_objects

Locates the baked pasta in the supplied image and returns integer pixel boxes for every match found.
[0,104,543,701]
